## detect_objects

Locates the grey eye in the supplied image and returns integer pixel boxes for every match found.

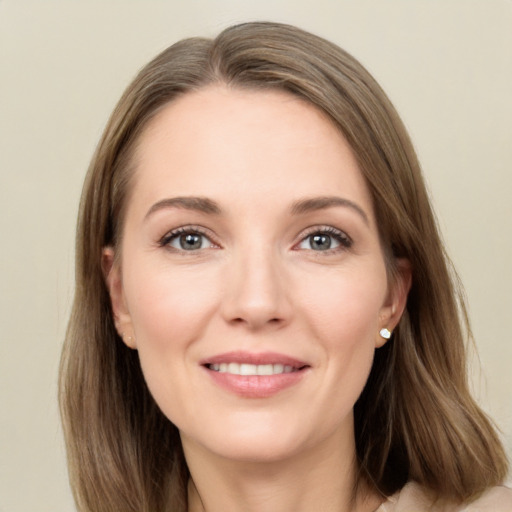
[169,232,210,251]
[299,233,341,251]
[309,234,333,251]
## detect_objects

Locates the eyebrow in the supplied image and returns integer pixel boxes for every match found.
[290,196,369,225]
[144,195,369,225]
[145,196,222,220]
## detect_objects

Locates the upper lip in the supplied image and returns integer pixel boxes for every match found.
[200,351,309,369]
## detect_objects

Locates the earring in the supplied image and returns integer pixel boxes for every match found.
[379,328,392,340]
[121,332,134,344]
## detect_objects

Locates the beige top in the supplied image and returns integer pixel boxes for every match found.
[376,483,512,511]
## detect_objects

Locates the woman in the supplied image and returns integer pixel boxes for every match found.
[59,22,511,511]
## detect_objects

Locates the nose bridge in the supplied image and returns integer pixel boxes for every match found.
[222,239,290,328]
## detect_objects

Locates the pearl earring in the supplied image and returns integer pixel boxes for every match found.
[121,332,134,344]
[379,328,392,340]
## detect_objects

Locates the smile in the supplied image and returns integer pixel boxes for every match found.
[201,351,310,398]
[207,363,298,375]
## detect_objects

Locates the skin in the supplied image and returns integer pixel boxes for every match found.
[104,86,410,512]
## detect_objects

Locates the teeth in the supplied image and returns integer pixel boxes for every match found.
[257,364,273,375]
[274,364,284,374]
[209,363,298,375]
[240,364,257,375]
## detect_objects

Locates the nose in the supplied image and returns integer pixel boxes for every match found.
[220,247,292,330]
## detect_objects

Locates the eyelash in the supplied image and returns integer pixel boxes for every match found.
[158,225,353,253]
[295,226,353,253]
[158,226,218,252]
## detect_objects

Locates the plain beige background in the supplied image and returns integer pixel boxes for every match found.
[1,1,511,511]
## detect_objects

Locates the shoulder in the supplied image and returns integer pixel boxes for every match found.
[462,484,512,511]
[378,482,512,512]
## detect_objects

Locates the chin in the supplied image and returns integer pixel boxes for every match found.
[194,433,307,465]
[180,408,350,466]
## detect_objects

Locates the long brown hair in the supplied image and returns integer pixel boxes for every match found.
[59,21,508,512]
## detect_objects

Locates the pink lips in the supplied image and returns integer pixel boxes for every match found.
[200,351,310,398]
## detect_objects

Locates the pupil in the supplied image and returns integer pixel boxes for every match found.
[311,234,331,250]
[180,233,202,250]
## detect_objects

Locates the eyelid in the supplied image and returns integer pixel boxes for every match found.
[158,225,220,250]
[157,224,352,253]
[293,225,353,251]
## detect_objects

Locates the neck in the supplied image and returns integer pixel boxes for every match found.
[183,429,382,512]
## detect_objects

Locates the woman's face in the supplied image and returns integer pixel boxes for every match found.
[105,86,408,463]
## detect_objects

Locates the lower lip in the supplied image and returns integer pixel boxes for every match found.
[204,367,308,398]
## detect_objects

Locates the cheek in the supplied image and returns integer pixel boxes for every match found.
[297,265,387,404]
[122,260,223,423]
[123,259,220,356]
[299,264,387,346]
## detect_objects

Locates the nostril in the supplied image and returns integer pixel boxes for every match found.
[228,315,285,329]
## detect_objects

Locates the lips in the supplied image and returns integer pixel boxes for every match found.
[201,350,308,368]
[200,351,310,398]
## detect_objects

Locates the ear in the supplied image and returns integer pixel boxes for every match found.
[102,246,137,349]
[376,258,412,348]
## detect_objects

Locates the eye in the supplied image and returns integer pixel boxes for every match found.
[297,227,352,252]
[160,228,215,251]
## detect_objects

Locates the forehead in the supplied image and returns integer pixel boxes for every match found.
[128,85,374,220]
